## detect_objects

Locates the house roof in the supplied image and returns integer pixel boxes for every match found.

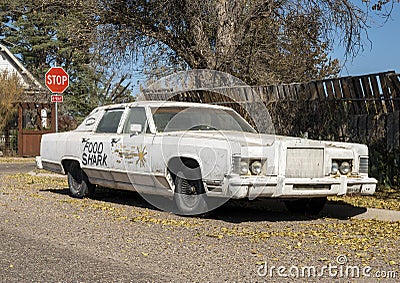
[0,43,49,103]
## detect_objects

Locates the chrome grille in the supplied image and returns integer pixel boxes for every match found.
[232,154,241,174]
[359,157,369,174]
[286,148,324,178]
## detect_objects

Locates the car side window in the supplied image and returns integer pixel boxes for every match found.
[95,109,124,133]
[123,107,147,134]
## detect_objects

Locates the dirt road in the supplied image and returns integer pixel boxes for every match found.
[0,161,399,282]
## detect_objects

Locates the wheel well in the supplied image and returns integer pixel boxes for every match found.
[167,157,201,181]
[62,159,80,174]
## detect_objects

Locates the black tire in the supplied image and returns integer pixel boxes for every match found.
[174,169,208,215]
[67,163,95,198]
[284,197,327,215]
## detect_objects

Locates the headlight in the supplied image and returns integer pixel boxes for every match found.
[250,161,262,175]
[339,161,351,175]
[331,161,339,174]
[240,161,249,175]
[332,160,352,175]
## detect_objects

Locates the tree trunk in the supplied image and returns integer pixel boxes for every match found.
[216,0,236,70]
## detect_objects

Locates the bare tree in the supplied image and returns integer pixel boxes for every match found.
[2,0,397,89]
[92,0,384,84]
[0,71,23,156]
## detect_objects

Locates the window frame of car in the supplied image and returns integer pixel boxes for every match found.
[91,105,156,135]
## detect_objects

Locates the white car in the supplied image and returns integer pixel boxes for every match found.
[37,101,377,215]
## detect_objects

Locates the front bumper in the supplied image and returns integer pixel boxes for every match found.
[222,175,377,199]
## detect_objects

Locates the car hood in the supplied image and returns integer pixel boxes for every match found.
[160,131,273,146]
[159,130,358,149]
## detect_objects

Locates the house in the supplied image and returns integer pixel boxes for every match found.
[0,43,44,90]
[0,43,55,157]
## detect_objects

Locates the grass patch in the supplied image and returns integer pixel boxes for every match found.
[329,194,400,211]
[0,157,35,163]
[5,173,68,189]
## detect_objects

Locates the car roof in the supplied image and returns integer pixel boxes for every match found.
[95,100,234,111]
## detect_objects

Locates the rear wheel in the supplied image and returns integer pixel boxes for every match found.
[174,170,208,215]
[284,197,327,215]
[67,162,95,198]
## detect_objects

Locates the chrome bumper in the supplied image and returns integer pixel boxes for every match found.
[224,175,377,199]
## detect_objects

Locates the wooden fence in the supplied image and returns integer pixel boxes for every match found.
[143,71,400,150]
[257,71,400,114]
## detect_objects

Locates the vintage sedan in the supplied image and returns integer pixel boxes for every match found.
[37,101,377,215]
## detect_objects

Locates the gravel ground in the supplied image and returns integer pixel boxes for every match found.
[0,162,399,282]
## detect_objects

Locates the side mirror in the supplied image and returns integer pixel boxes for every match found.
[130,123,142,134]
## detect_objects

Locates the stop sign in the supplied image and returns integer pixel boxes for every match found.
[45,67,69,93]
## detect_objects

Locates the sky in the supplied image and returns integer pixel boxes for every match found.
[332,5,400,76]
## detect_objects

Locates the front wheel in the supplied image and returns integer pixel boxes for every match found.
[67,163,95,198]
[174,170,208,215]
[284,197,327,215]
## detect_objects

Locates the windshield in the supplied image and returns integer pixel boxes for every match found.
[151,107,257,133]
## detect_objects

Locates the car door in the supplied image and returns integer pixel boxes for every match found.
[118,106,169,193]
[81,107,125,187]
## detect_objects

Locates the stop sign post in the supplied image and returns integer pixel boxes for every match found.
[45,67,69,132]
